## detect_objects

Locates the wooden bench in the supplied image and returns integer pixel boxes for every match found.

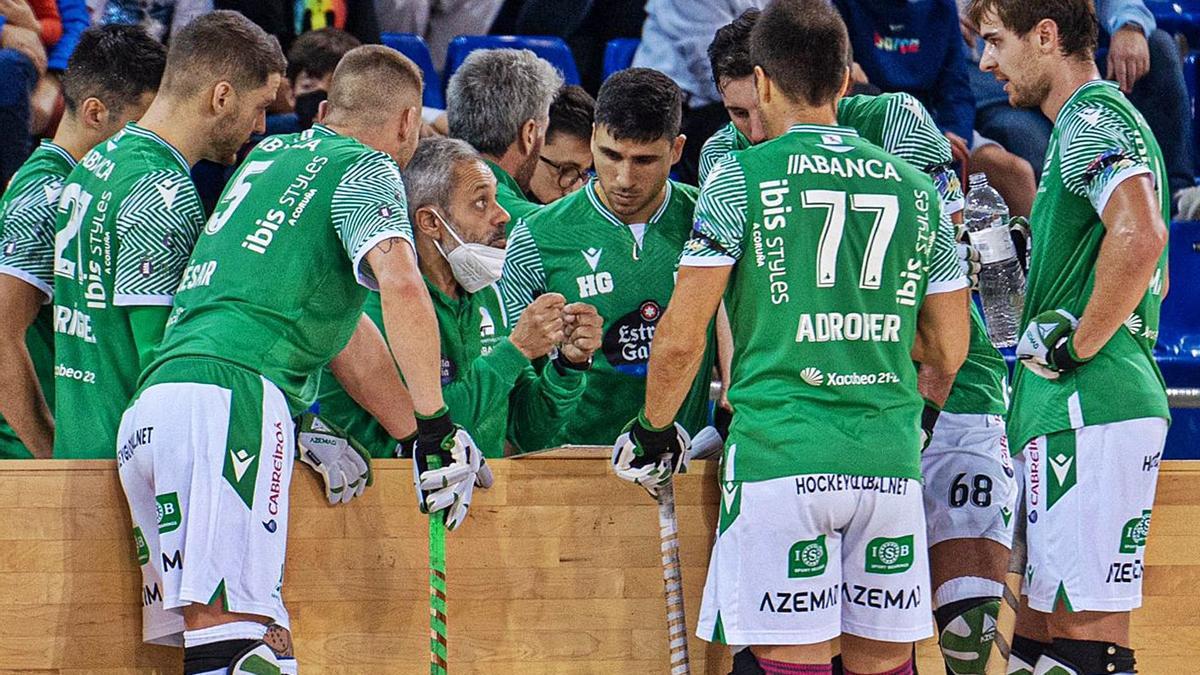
[0,453,1195,673]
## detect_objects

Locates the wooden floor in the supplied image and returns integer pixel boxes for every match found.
[0,452,1196,673]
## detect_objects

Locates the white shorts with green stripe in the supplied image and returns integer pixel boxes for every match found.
[117,358,294,645]
[695,473,932,646]
[1018,416,1167,613]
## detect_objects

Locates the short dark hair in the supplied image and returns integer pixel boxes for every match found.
[594,68,682,143]
[61,25,166,114]
[708,8,760,87]
[547,85,595,144]
[967,0,1097,60]
[751,0,849,107]
[160,10,286,98]
[286,27,361,82]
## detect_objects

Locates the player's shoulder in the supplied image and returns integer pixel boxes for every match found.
[702,122,742,155]
[1059,81,1141,135]
[520,182,593,232]
[669,179,699,204]
[2,146,71,207]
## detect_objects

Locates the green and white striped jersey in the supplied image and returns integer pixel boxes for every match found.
[685,123,964,482]
[501,179,715,444]
[698,93,1004,415]
[1009,80,1170,451]
[53,124,204,458]
[147,125,413,414]
[0,140,74,457]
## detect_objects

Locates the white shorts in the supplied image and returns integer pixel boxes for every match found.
[1019,417,1167,613]
[117,360,294,645]
[922,413,1018,548]
[696,474,933,646]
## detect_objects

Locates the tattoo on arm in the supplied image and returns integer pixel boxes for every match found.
[375,237,404,255]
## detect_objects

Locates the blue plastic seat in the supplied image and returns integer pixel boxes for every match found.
[602,38,640,81]
[1184,52,1199,174]
[1145,0,1200,45]
[1157,221,1200,369]
[444,35,581,88]
[381,32,445,109]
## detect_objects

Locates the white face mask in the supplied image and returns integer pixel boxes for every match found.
[431,209,506,294]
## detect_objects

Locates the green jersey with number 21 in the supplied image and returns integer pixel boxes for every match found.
[687,124,964,482]
[53,123,204,458]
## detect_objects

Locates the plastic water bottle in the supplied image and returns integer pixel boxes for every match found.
[964,173,1026,347]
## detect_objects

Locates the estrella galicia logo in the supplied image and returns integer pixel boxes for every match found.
[440,355,456,385]
[601,300,662,376]
[263,519,278,533]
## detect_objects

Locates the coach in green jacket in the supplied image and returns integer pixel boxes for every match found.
[317,137,602,458]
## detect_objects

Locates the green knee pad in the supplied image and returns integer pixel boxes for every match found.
[938,597,1001,675]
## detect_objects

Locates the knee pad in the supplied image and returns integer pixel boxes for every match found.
[184,640,281,675]
[934,597,1001,675]
[1034,639,1135,675]
[731,647,767,675]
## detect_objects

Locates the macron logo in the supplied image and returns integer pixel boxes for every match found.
[155,180,180,209]
[582,247,603,272]
[1049,453,1074,486]
[230,447,255,482]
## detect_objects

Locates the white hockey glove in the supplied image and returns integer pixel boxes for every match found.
[412,409,490,531]
[297,413,372,505]
[1016,309,1090,380]
[612,412,691,497]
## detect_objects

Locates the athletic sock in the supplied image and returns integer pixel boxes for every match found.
[845,659,914,675]
[758,657,833,674]
[183,620,267,647]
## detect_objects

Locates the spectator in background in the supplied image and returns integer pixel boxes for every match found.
[215,0,378,50]
[631,0,766,185]
[527,84,593,204]
[836,0,1037,216]
[0,0,87,190]
[495,0,647,94]
[447,48,562,228]
[288,26,360,129]
[94,0,210,42]
[375,0,503,71]
[963,0,1198,217]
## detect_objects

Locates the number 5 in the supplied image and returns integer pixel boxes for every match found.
[205,159,273,235]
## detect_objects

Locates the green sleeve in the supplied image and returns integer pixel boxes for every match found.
[506,358,588,454]
[127,305,171,371]
[498,219,546,324]
[441,337,530,456]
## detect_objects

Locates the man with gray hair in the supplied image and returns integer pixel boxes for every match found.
[446,48,564,228]
[318,136,604,458]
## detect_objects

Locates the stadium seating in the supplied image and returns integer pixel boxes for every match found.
[1146,0,1200,46]
[380,33,445,109]
[1159,221,1200,459]
[602,38,640,81]
[444,35,581,87]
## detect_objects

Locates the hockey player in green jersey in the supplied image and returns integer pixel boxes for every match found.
[116,47,487,672]
[970,0,1170,672]
[51,12,285,460]
[0,25,165,459]
[447,49,563,227]
[317,136,602,458]
[501,67,717,446]
[613,0,970,672]
[700,11,1015,672]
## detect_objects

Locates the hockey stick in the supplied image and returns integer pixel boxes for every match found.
[652,427,724,675]
[986,490,1027,675]
[428,457,449,675]
[657,479,691,675]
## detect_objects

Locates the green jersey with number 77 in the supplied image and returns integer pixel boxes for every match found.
[687,124,965,482]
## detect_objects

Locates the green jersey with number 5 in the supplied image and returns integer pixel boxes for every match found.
[686,124,964,482]
[145,125,413,414]
[53,123,204,458]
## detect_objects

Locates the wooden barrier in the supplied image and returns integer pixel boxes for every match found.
[0,453,1197,673]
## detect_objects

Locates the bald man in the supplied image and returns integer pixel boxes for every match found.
[114,45,485,672]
